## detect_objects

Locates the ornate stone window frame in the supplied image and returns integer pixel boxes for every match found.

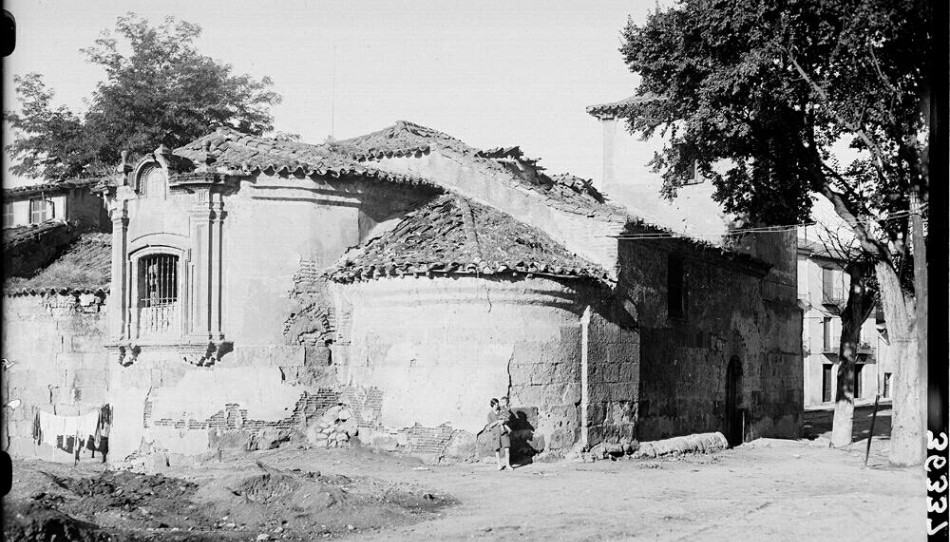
[127,244,189,342]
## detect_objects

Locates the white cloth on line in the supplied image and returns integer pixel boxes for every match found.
[38,410,101,446]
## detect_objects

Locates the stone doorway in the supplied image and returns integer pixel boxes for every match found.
[724,356,744,447]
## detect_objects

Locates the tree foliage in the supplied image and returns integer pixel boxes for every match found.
[619,0,930,251]
[620,0,932,464]
[5,14,282,180]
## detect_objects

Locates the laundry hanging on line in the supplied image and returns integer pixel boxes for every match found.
[33,407,109,458]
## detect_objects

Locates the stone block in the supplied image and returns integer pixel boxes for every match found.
[529,363,554,386]
[306,425,329,447]
[608,383,634,399]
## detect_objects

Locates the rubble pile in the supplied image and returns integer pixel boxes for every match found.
[306,404,359,448]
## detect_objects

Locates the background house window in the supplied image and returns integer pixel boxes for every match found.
[682,159,704,185]
[137,254,180,337]
[883,372,892,398]
[3,203,13,228]
[667,254,686,319]
[822,267,846,303]
[822,364,833,402]
[822,317,834,352]
[854,364,863,399]
[29,198,50,223]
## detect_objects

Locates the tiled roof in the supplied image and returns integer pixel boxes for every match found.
[340,122,628,224]
[585,93,663,120]
[3,232,112,295]
[333,120,474,159]
[3,177,104,199]
[2,220,72,247]
[328,194,610,285]
[174,128,436,188]
[171,123,769,271]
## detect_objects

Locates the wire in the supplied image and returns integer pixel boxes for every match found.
[612,208,928,240]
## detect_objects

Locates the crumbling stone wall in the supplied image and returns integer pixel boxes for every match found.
[1,292,110,460]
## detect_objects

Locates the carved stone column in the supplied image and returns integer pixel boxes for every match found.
[109,203,129,341]
[187,188,226,342]
[188,193,211,341]
[209,194,226,341]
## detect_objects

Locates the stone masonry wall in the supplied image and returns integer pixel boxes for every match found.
[619,237,802,442]
[1,293,110,461]
[586,306,640,449]
[334,276,598,459]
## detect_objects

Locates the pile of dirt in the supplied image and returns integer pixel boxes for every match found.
[4,499,112,542]
[196,463,457,540]
[5,459,457,541]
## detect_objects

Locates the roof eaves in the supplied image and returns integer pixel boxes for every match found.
[585,93,664,120]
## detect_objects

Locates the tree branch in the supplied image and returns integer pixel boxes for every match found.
[817,182,893,269]
[784,48,890,178]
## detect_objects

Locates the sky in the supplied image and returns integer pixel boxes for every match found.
[3,0,663,188]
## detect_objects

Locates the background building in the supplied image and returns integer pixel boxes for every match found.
[3,178,109,231]
[797,218,895,408]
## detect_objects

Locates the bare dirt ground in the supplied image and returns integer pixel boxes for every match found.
[5,405,923,542]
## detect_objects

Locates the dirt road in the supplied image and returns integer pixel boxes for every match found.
[5,427,922,542]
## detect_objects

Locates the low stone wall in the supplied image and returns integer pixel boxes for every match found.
[1,292,110,461]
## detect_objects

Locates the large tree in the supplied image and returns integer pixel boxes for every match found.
[620,0,930,464]
[5,13,282,180]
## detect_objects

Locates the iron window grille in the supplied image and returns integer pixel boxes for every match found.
[137,254,180,337]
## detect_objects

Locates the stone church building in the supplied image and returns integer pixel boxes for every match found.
[3,121,802,464]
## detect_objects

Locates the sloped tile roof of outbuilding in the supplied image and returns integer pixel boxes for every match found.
[3,177,104,199]
[328,193,610,285]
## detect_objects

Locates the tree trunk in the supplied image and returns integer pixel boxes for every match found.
[876,261,923,466]
[831,263,876,448]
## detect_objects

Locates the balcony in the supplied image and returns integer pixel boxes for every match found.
[821,293,847,312]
